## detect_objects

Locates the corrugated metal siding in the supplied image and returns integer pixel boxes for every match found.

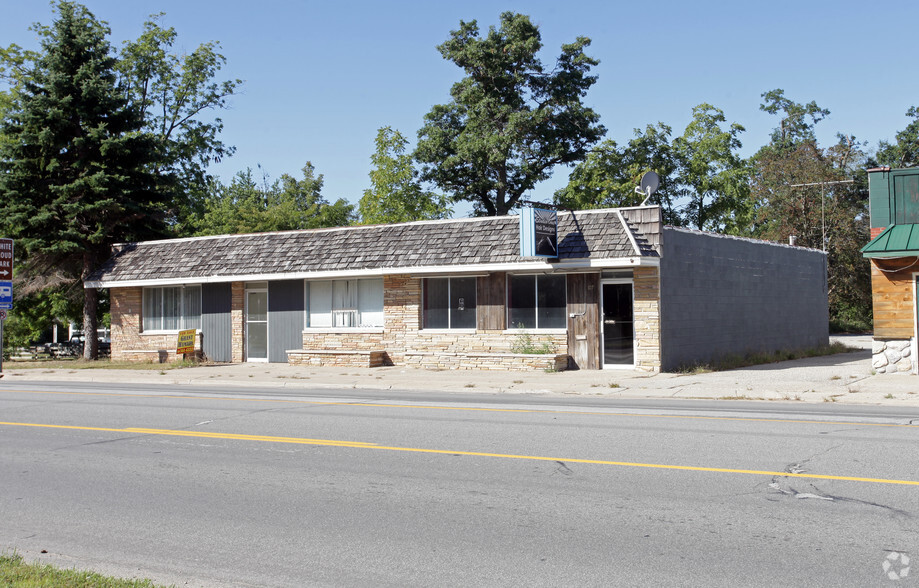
[201,283,232,362]
[268,280,304,363]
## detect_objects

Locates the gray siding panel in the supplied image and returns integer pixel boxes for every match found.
[201,283,232,363]
[660,228,829,371]
[268,280,304,363]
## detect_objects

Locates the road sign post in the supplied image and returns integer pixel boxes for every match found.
[0,238,13,376]
[0,238,12,311]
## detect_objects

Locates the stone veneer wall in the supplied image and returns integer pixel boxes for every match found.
[231,282,244,362]
[872,339,916,374]
[288,274,567,370]
[633,266,661,372]
[110,286,141,361]
[110,286,202,363]
[384,274,568,370]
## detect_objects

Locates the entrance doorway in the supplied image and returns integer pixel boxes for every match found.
[601,281,634,368]
[246,284,268,362]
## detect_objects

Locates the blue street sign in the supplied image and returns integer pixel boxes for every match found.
[0,281,11,310]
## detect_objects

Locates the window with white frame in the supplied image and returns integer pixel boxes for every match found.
[307,278,383,328]
[142,285,202,332]
[423,277,477,329]
[508,274,566,329]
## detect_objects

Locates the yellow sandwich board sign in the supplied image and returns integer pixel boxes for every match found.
[176,329,196,354]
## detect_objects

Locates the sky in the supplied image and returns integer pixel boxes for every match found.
[4,0,919,217]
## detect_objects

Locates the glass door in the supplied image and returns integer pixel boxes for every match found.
[602,282,634,367]
[246,288,268,362]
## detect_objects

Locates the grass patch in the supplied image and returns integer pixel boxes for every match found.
[0,552,166,587]
[678,342,856,374]
[4,358,203,371]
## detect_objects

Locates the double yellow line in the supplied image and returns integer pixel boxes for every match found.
[3,420,918,487]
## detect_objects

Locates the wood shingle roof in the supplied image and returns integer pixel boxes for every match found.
[87,208,658,287]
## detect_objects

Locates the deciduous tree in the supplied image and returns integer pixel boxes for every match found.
[192,163,355,235]
[751,90,871,330]
[415,12,605,216]
[554,124,680,224]
[673,104,750,232]
[876,106,919,168]
[117,15,241,233]
[360,127,450,224]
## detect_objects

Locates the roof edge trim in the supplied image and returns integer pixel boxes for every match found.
[85,257,660,289]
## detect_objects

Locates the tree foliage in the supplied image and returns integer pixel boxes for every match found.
[0,1,167,358]
[191,163,355,236]
[673,104,751,232]
[359,127,450,224]
[553,124,681,224]
[117,15,241,230]
[750,90,871,330]
[876,105,919,168]
[555,106,749,232]
[759,88,829,149]
[415,12,605,216]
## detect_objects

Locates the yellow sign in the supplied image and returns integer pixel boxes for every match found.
[176,329,196,354]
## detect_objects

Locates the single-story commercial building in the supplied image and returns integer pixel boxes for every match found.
[86,206,829,372]
[862,167,919,374]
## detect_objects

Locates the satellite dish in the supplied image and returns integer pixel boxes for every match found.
[634,171,661,206]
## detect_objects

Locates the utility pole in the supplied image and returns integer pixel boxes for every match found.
[788,179,855,251]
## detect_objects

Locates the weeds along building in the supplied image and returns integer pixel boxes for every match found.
[86,206,829,372]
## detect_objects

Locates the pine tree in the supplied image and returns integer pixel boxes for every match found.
[0,2,165,359]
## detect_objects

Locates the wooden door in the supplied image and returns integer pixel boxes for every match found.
[566,273,600,369]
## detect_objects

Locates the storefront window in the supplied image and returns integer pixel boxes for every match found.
[423,277,476,329]
[508,274,566,329]
[307,278,383,328]
[142,285,201,332]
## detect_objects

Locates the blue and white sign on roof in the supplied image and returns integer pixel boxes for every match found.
[519,207,558,258]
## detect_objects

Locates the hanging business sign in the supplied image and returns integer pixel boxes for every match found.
[519,207,558,257]
[0,239,13,310]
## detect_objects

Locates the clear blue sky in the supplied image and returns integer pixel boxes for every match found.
[4,0,918,217]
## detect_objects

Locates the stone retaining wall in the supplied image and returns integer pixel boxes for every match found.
[404,352,569,371]
[872,338,916,374]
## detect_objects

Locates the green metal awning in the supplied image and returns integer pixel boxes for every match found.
[861,224,919,258]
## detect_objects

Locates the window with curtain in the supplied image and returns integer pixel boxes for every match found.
[423,277,476,329]
[508,274,566,329]
[142,285,202,332]
[307,278,383,328]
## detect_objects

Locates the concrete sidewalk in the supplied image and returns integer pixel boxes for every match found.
[2,335,916,406]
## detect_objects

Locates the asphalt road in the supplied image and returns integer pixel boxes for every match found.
[2,381,918,587]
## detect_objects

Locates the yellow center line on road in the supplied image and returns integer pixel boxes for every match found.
[2,420,918,487]
[2,387,918,429]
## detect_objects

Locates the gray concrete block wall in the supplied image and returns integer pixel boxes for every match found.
[660,228,829,371]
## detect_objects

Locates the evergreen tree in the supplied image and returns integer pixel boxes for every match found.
[0,1,165,359]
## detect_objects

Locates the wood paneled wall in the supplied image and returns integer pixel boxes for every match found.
[870,260,917,339]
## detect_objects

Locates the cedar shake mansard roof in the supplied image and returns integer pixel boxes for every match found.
[85,207,662,288]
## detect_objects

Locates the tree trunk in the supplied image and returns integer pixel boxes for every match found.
[82,253,98,361]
